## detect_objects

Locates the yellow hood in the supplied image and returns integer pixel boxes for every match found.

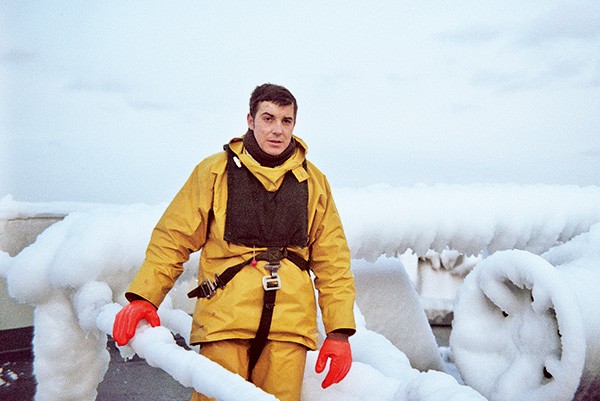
[227,135,309,192]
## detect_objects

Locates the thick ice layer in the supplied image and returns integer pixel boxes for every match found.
[544,225,600,398]
[5,185,598,401]
[1,200,487,401]
[4,183,600,266]
[335,184,600,260]
[451,244,600,401]
[34,292,110,401]
[353,258,445,372]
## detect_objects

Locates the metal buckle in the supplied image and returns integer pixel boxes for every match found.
[199,279,217,299]
[264,262,280,274]
[263,273,282,291]
[200,274,223,299]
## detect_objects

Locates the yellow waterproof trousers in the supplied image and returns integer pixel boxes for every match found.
[190,339,307,401]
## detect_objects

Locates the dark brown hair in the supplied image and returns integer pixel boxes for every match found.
[249,83,298,118]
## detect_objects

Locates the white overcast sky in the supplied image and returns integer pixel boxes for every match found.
[1,1,599,204]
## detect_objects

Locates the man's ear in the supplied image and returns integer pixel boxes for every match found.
[247,113,254,131]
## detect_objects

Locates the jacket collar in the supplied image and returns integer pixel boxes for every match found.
[227,135,309,191]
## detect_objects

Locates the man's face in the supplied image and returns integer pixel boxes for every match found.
[247,101,295,156]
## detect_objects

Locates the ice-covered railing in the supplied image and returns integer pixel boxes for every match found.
[4,183,600,262]
[451,223,600,401]
[2,183,600,400]
[0,205,285,400]
[0,195,486,401]
[335,184,600,260]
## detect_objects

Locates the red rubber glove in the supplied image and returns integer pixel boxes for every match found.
[315,336,353,388]
[112,300,160,346]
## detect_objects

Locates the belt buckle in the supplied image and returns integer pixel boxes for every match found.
[200,278,217,299]
[262,273,281,291]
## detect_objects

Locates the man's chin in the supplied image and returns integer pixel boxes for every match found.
[265,147,284,156]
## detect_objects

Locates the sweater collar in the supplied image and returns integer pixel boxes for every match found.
[242,130,296,168]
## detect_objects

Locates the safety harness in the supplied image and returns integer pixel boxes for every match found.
[187,246,310,377]
[188,145,310,378]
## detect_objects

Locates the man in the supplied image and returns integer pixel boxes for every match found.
[113,83,356,401]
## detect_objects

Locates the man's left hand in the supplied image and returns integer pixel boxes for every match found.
[315,332,352,388]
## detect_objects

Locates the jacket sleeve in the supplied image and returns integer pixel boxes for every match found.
[309,175,356,335]
[126,161,215,308]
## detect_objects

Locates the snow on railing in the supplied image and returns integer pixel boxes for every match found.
[0,196,489,401]
[0,204,279,400]
[4,183,600,264]
[451,223,600,401]
[3,184,600,400]
[335,184,600,260]
[97,302,279,400]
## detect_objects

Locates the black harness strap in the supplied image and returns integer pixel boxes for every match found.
[248,282,277,378]
[186,248,308,299]
[187,247,310,378]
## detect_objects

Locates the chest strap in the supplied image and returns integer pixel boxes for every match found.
[187,247,310,378]
[187,247,309,300]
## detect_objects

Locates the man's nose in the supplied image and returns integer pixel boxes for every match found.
[273,120,283,134]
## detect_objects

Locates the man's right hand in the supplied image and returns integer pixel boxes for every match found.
[112,299,161,346]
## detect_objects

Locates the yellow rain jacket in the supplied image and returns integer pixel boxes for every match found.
[126,135,356,350]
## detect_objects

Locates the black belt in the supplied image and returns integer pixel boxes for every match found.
[187,247,310,377]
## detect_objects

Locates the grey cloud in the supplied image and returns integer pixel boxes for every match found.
[587,62,600,87]
[517,3,600,46]
[0,49,38,64]
[472,70,545,92]
[64,79,174,111]
[447,102,477,114]
[473,55,593,92]
[438,4,600,48]
[128,99,172,111]
[65,79,129,93]
[582,148,600,158]
[436,25,504,45]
